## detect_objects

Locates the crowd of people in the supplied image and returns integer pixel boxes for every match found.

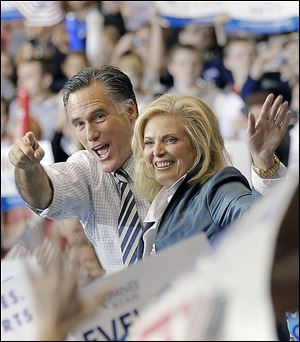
[1,1,299,341]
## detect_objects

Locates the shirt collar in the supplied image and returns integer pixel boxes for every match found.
[110,155,135,182]
[166,174,187,199]
[144,173,188,224]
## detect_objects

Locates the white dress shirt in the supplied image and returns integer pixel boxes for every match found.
[35,151,149,274]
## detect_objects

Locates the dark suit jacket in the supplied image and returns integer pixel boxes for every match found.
[155,166,261,252]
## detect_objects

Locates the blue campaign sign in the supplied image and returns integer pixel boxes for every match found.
[225,17,299,35]
[154,1,299,33]
[160,16,215,27]
[1,3,24,21]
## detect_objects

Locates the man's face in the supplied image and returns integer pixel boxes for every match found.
[67,81,136,172]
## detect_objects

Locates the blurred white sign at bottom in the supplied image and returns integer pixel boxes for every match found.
[129,171,298,341]
[1,258,39,341]
[1,233,209,341]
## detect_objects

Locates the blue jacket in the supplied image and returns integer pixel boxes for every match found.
[155,166,260,252]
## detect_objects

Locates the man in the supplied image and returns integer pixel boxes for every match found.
[8,65,289,274]
[8,66,148,274]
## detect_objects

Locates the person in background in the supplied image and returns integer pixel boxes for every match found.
[177,23,230,89]
[8,57,59,141]
[132,93,290,255]
[26,242,107,341]
[165,44,221,111]
[118,52,154,110]
[55,217,87,249]
[68,241,106,286]
[64,1,105,68]
[1,96,14,147]
[288,82,299,170]
[213,38,256,139]
[1,51,16,102]
[51,52,88,162]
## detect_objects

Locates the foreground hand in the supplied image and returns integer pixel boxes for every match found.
[8,131,45,169]
[27,247,106,341]
[247,93,291,169]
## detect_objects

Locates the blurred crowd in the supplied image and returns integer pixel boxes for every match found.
[1,1,299,340]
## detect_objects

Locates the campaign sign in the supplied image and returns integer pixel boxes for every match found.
[0,2,24,21]
[128,171,299,341]
[154,0,299,33]
[1,234,209,341]
[1,258,39,341]
[67,233,209,341]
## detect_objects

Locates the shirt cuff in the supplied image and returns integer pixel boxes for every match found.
[251,162,286,195]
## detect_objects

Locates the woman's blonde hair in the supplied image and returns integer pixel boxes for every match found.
[132,94,227,202]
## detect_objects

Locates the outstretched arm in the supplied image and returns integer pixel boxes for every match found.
[8,132,53,209]
[247,93,291,170]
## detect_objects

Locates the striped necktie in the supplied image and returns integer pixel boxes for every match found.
[114,169,143,266]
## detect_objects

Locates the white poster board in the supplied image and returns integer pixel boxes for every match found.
[1,258,39,341]
[1,233,209,341]
[129,171,299,341]
[154,1,299,33]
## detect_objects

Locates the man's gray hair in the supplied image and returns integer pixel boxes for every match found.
[63,65,138,114]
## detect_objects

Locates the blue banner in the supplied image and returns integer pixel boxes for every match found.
[161,15,299,33]
[1,8,23,21]
[161,16,215,27]
[225,17,299,35]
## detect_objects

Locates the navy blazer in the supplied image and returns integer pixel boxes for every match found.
[155,166,260,252]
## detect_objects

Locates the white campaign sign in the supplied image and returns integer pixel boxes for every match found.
[1,258,39,341]
[1,234,209,341]
[68,233,209,341]
[154,1,298,20]
[154,1,225,18]
[225,1,299,21]
[129,171,299,341]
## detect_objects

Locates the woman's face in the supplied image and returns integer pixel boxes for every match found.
[143,114,196,188]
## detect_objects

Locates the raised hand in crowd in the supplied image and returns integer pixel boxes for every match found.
[4,243,31,259]
[27,244,107,341]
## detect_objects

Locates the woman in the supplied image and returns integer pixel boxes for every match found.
[132,93,290,256]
